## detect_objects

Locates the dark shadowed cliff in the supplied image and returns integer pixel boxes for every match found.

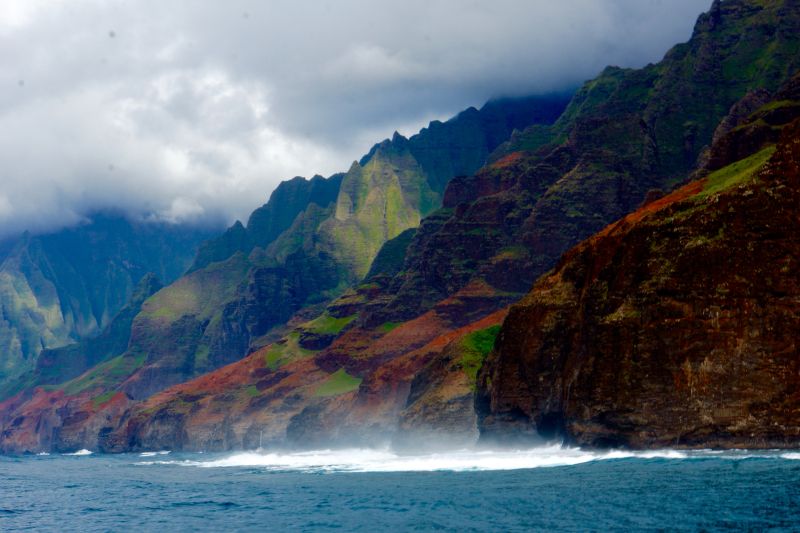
[478,78,800,449]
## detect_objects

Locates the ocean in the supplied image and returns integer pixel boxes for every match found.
[2,446,800,531]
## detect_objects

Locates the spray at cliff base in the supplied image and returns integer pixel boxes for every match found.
[130,446,800,473]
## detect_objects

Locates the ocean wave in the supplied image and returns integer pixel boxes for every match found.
[132,446,800,473]
[134,446,693,473]
[139,451,171,457]
[62,449,93,456]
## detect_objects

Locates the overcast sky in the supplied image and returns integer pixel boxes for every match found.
[0,0,710,237]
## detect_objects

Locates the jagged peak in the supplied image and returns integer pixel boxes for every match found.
[453,106,480,121]
[392,130,408,144]
[692,0,773,35]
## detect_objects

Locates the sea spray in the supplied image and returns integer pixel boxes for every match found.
[135,446,692,472]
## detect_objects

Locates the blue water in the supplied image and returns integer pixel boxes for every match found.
[2,447,800,531]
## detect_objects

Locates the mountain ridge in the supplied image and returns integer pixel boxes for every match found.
[2,0,800,454]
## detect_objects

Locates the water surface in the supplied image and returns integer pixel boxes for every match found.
[2,447,800,531]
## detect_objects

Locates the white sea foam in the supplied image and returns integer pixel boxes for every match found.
[63,449,93,456]
[139,451,171,457]
[135,446,695,473]
[133,445,800,472]
[36,452,50,456]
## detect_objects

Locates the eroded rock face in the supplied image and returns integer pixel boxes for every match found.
[368,0,800,328]
[3,1,800,455]
[478,113,800,449]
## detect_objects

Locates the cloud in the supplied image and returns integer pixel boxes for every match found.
[0,0,710,237]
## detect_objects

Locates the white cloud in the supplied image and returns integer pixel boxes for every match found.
[0,0,710,237]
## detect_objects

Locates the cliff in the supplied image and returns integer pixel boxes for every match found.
[3,0,800,454]
[477,80,800,449]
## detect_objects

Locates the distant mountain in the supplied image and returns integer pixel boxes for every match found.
[0,214,215,396]
[190,95,570,272]
[90,93,570,402]
[32,273,163,387]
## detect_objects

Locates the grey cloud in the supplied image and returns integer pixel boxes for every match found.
[0,0,710,237]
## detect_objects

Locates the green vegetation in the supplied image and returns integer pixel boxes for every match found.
[61,353,146,395]
[699,146,776,198]
[502,124,555,154]
[139,252,250,325]
[314,368,362,397]
[755,99,800,113]
[494,246,528,261]
[91,391,116,408]
[301,313,357,335]
[322,149,437,279]
[459,325,501,388]
[365,228,417,280]
[263,345,286,370]
[378,322,402,334]
[264,332,317,370]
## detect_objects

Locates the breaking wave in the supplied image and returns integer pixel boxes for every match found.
[139,451,171,457]
[62,449,93,456]
[135,446,697,472]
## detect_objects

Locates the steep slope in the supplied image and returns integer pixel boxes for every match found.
[4,0,799,454]
[478,80,800,449]
[0,214,213,392]
[365,0,800,328]
[25,274,163,389]
[113,94,569,393]
[0,95,568,453]
[98,298,509,453]
[190,174,345,272]
[97,0,800,453]
[190,95,568,273]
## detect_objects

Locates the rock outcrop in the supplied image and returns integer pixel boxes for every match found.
[477,85,800,449]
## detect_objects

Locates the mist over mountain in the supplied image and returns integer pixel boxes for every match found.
[0,0,708,238]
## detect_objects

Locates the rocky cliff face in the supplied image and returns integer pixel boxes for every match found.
[3,0,800,454]
[190,94,569,273]
[477,83,800,449]
[142,0,800,453]
[98,292,508,453]
[365,0,800,328]
[0,95,567,453]
[190,174,345,272]
[95,95,569,399]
